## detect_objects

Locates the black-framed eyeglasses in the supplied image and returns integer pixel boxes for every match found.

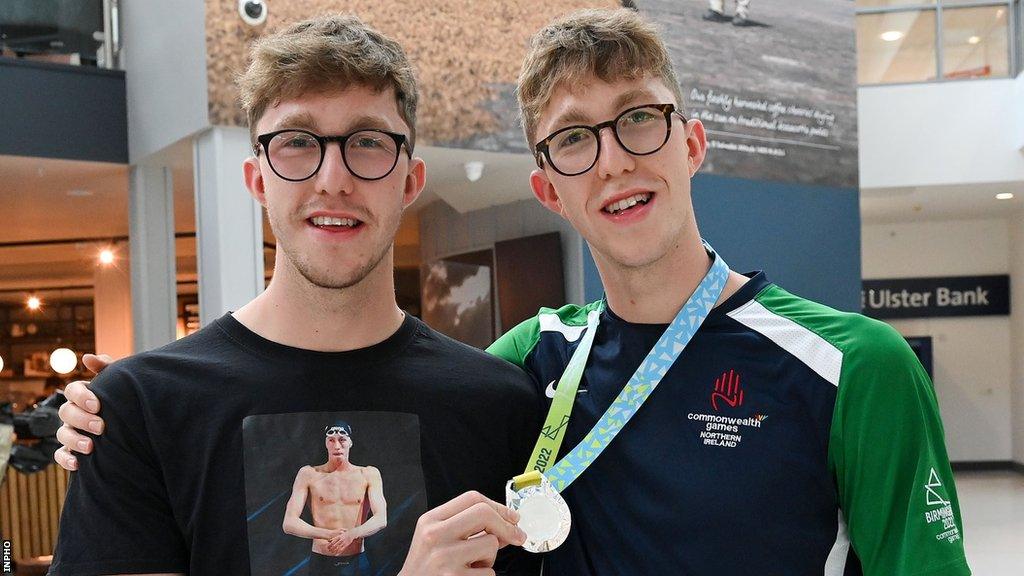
[534,103,687,177]
[255,128,412,182]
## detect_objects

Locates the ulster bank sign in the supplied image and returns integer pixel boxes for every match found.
[862,275,1010,319]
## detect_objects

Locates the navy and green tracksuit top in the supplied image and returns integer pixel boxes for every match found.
[488,272,970,576]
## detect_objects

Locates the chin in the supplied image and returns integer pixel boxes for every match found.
[293,255,383,290]
[598,241,668,270]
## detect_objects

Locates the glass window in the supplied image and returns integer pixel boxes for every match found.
[858,10,939,83]
[857,0,935,7]
[942,5,1010,79]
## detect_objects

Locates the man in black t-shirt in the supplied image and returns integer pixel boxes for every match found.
[48,15,538,576]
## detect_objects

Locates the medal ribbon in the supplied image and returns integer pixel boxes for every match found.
[516,246,729,493]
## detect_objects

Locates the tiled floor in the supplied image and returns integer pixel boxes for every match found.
[955,470,1024,575]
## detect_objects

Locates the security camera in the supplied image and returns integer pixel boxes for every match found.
[239,0,268,27]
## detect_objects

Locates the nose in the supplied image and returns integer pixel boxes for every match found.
[594,126,635,180]
[313,142,355,195]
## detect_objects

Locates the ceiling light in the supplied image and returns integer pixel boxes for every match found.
[67,189,94,197]
[968,36,981,45]
[995,193,1014,200]
[27,296,41,310]
[0,354,4,373]
[996,9,1004,18]
[50,348,78,375]
[880,30,904,42]
[464,161,485,182]
[99,248,115,265]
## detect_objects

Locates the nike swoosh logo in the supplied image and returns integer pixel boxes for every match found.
[545,379,586,399]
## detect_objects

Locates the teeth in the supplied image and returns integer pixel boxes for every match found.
[604,193,652,214]
[311,216,359,227]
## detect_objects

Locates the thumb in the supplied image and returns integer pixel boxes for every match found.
[82,353,114,374]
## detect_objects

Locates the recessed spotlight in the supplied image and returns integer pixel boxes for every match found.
[464,161,485,182]
[27,296,41,310]
[99,248,115,265]
[995,193,1014,200]
[880,30,904,42]
[968,36,981,45]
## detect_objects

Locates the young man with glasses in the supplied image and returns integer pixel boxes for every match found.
[488,8,968,576]
[54,8,970,576]
[47,15,538,576]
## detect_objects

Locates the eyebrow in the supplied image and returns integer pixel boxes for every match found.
[543,88,662,139]
[549,107,592,132]
[271,112,318,133]
[612,89,659,111]
[345,114,397,133]
[270,113,399,135]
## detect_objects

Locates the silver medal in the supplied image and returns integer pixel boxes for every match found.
[505,474,571,553]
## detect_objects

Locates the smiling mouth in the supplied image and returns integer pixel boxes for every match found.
[309,215,363,230]
[602,192,653,215]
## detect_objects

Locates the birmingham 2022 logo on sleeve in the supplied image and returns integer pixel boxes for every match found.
[923,468,962,544]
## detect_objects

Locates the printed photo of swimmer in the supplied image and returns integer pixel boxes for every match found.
[282,421,387,574]
[242,412,428,576]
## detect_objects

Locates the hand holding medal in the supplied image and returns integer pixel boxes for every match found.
[398,491,527,575]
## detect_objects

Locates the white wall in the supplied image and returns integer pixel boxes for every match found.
[1010,210,1024,464]
[862,218,1013,462]
[418,198,586,317]
[122,0,209,163]
[859,79,1024,189]
[1015,72,1024,152]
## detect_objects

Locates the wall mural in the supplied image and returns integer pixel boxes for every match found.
[207,0,856,187]
[641,0,858,188]
[206,0,614,149]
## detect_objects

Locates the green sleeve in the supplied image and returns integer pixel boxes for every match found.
[487,315,542,368]
[487,302,600,367]
[829,320,970,576]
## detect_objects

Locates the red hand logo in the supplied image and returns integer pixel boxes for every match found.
[711,369,744,411]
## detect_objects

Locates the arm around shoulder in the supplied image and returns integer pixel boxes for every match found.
[49,362,189,575]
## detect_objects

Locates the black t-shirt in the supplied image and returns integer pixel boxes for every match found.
[50,313,543,576]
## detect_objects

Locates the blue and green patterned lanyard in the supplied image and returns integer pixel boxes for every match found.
[515,245,729,492]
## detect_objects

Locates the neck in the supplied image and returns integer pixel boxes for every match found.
[233,248,405,352]
[596,231,747,324]
[325,457,352,472]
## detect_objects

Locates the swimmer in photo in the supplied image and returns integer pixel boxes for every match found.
[282,421,386,576]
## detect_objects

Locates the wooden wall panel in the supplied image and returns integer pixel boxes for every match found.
[1,465,70,560]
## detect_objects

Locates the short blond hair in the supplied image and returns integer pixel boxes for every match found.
[238,14,418,150]
[516,8,684,146]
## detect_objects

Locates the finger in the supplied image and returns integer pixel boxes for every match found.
[422,491,518,524]
[58,401,104,435]
[81,354,113,375]
[63,380,100,414]
[451,534,500,569]
[443,502,526,547]
[53,446,79,471]
[56,425,93,454]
